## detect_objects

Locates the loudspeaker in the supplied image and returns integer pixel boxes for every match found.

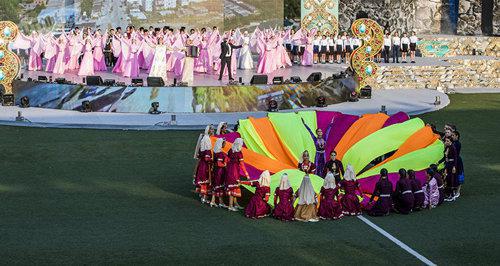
[103,79,116,86]
[147,77,165,87]
[316,96,326,107]
[38,76,48,82]
[55,78,66,84]
[290,76,302,83]
[132,78,144,86]
[306,72,322,83]
[272,76,284,84]
[250,75,268,85]
[86,76,103,86]
[360,86,372,99]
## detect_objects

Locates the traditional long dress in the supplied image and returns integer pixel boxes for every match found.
[122,41,141,78]
[273,187,294,221]
[257,40,276,74]
[212,151,228,197]
[301,36,313,66]
[44,38,57,73]
[303,123,333,177]
[410,178,425,210]
[423,177,439,208]
[294,176,318,222]
[27,34,43,71]
[435,172,445,205]
[298,161,316,175]
[77,42,95,76]
[445,145,459,192]
[393,178,414,214]
[340,180,362,215]
[244,182,271,219]
[275,36,292,68]
[148,44,168,82]
[93,35,107,71]
[225,150,247,197]
[67,34,82,70]
[52,40,67,75]
[324,159,344,181]
[194,150,212,196]
[318,187,343,219]
[194,40,210,73]
[368,178,393,216]
[238,36,253,69]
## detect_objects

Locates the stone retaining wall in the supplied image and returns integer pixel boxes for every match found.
[418,35,500,57]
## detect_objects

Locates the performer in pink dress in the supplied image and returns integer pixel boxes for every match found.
[272,173,295,221]
[26,31,43,71]
[43,33,57,73]
[77,36,95,76]
[194,135,213,203]
[210,138,228,208]
[122,38,142,78]
[318,172,344,220]
[67,29,82,70]
[225,138,249,211]
[243,170,272,219]
[275,32,292,69]
[93,30,107,71]
[256,36,277,74]
[340,164,363,216]
[301,30,314,66]
[52,36,68,75]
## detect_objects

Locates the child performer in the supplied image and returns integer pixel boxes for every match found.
[242,170,272,219]
[423,168,440,209]
[298,150,316,175]
[320,35,328,64]
[294,174,319,222]
[210,138,228,208]
[409,31,418,63]
[393,168,415,214]
[194,135,213,204]
[318,172,343,220]
[340,164,363,216]
[368,168,393,216]
[312,34,320,64]
[273,173,295,221]
[225,138,249,211]
[408,169,424,211]
[401,33,410,63]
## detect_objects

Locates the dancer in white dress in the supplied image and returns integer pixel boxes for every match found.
[238,31,254,70]
[148,38,169,83]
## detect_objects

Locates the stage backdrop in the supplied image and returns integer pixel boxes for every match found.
[301,0,339,35]
[0,0,283,33]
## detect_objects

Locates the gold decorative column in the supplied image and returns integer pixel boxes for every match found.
[350,18,383,91]
[0,21,21,104]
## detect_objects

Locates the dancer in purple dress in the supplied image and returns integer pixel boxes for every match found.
[302,117,333,177]
[368,168,393,216]
[423,168,440,209]
[393,169,414,214]
[408,169,424,211]
[210,138,228,208]
[194,135,213,204]
[243,170,271,219]
[318,172,343,220]
[273,173,295,221]
[340,164,362,216]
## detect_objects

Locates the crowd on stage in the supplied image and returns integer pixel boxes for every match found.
[12,24,419,84]
[193,122,463,222]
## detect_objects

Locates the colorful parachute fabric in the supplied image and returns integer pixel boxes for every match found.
[214,110,443,202]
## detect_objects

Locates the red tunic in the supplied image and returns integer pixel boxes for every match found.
[318,187,343,219]
[225,150,247,197]
[298,161,316,174]
[340,180,362,215]
[212,151,228,197]
[244,182,271,219]
[273,187,295,221]
[194,150,212,195]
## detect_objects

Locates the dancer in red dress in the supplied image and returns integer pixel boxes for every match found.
[273,173,295,221]
[408,169,424,211]
[368,168,393,216]
[194,135,213,204]
[318,172,344,220]
[243,170,272,219]
[225,138,249,211]
[298,150,316,174]
[210,138,228,208]
[393,168,415,214]
[340,164,363,216]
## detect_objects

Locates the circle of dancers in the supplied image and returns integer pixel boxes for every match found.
[193,122,463,222]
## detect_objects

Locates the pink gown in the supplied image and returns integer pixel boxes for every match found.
[257,41,276,74]
[122,40,141,78]
[194,40,209,73]
[276,37,292,68]
[44,38,57,72]
[52,40,67,75]
[78,42,95,76]
[67,35,82,70]
[93,35,107,71]
[301,36,314,66]
[27,35,43,71]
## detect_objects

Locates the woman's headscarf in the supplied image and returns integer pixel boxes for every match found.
[343,164,356,181]
[216,122,226,135]
[204,124,213,135]
[279,173,291,190]
[297,175,317,205]
[258,170,271,187]
[323,172,336,189]
[232,138,244,152]
[213,138,225,153]
[199,135,212,152]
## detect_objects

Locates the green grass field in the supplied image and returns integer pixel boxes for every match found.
[1,93,499,264]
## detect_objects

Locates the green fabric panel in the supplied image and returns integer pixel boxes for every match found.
[358,139,445,179]
[343,118,425,174]
[268,111,317,162]
[243,169,324,207]
[237,119,276,160]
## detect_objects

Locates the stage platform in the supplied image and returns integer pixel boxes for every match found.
[0,89,449,130]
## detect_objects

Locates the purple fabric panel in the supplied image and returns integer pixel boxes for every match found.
[246,163,263,180]
[325,114,359,157]
[382,112,410,128]
[316,111,342,132]
[358,169,427,194]
[215,132,241,145]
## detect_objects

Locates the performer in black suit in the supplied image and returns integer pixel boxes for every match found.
[218,37,242,81]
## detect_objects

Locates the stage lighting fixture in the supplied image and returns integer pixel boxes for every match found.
[359,85,372,99]
[86,76,103,86]
[380,105,387,114]
[307,72,322,83]
[147,77,164,87]
[348,91,359,102]
[104,79,116,86]
[20,96,30,108]
[149,102,161,114]
[273,76,284,85]
[132,78,143,86]
[55,78,67,84]
[316,96,327,107]
[38,76,48,82]
[267,99,278,112]
[290,76,302,83]
[251,75,268,85]
[81,100,92,112]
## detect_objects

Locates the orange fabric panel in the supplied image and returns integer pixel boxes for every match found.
[210,137,294,173]
[335,113,390,160]
[372,126,440,169]
[249,117,298,167]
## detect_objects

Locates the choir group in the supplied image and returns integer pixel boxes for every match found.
[193,122,463,222]
[13,25,419,84]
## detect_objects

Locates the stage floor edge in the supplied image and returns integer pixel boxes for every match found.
[0,89,450,130]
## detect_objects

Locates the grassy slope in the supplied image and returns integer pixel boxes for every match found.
[0,93,499,264]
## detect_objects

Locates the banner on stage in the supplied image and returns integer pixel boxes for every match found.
[301,0,339,35]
